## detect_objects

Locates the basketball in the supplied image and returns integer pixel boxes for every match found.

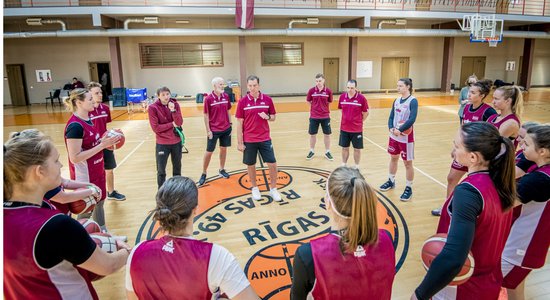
[68,192,97,214]
[421,233,475,285]
[398,121,413,135]
[101,128,125,150]
[78,218,101,234]
[90,232,120,253]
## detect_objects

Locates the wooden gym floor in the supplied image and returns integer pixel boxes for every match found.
[3,89,550,300]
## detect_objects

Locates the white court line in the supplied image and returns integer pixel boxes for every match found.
[117,140,146,168]
[364,137,447,189]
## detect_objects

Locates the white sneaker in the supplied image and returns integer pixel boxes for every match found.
[251,187,262,200]
[270,188,282,202]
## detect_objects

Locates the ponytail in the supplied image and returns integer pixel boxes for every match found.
[489,136,516,211]
[345,177,379,253]
[462,122,516,211]
[64,88,88,112]
[496,85,524,117]
[327,167,379,255]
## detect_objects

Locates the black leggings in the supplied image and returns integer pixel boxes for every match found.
[156,142,182,188]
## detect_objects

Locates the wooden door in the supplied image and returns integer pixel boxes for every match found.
[381,57,409,90]
[460,56,486,88]
[323,58,339,93]
[6,64,28,106]
[89,62,99,82]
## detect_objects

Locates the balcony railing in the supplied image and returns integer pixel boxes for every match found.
[4,0,550,17]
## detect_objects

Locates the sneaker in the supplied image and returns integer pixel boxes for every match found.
[400,187,413,202]
[306,151,315,160]
[379,180,395,192]
[324,152,334,161]
[431,208,442,216]
[107,190,126,201]
[251,187,262,200]
[219,169,230,179]
[198,173,207,185]
[270,188,283,202]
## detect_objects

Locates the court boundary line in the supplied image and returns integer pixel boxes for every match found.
[117,140,146,168]
[364,137,446,189]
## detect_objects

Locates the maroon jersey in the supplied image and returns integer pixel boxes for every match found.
[89,103,111,136]
[306,86,333,119]
[64,114,106,201]
[235,92,276,143]
[310,231,395,299]
[462,103,494,123]
[129,236,213,299]
[3,203,98,300]
[503,164,550,269]
[487,114,521,149]
[203,91,232,132]
[437,173,512,299]
[338,92,369,133]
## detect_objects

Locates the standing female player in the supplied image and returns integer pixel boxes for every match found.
[433,79,497,216]
[413,122,515,300]
[291,167,395,299]
[125,176,258,300]
[502,125,550,300]
[64,88,125,240]
[457,75,477,123]
[4,129,130,300]
[379,78,418,202]
[488,85,524,148]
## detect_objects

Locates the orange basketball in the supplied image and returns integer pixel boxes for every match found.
[398,121,412,135]
[68,192,97,214]
[78,218,101,234]
[101,128,125,150]
[421,233,475,286]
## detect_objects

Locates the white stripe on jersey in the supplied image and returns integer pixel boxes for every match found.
[48,260,94,300]
[210,101,229,106]
[312,93,329,97]
[432,285,458,300]
[243,105,270,111]
[340,102,362,107]
[90,115,108,121]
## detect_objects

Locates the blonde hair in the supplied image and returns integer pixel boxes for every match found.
[496,85,524,117]
[63,88,88,112]
[465,75,478,86]
[327,167,378,253]
[87,81,102,89]
[4,129,54,200]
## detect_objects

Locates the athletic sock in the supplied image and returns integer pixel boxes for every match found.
[406,180,413,187]
[389,174,396,183]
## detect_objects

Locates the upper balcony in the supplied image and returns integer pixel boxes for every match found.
[4,0,550,17]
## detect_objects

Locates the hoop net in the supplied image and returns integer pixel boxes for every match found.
[487,38,499,47]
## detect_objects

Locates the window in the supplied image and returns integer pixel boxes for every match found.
[261,43,304,66]
[139,43,223,68]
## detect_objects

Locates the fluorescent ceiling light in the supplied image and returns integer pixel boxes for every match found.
[175,20,190,24]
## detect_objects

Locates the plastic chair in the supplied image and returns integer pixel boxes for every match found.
[45,89,61,108]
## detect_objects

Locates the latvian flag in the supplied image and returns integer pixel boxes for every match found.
[236,0,254,29]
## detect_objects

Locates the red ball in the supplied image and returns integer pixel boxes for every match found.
[421,233,475,286]
[78,218,101,234]
[398,121,413,135]
[101,129,125,150]
[68,192,96,214]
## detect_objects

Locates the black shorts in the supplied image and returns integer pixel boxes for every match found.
[103,149,117,170]
[243,140,276,165]
[308,118,332,135]
[339,130,364,149]
[206,127,232,152]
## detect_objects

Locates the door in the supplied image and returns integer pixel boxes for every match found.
[460,56,486,89]
[6,64,29,106]
[89,62,112,96]
[381,57,409,90]
[323,58,339,93]
[517,56,523,84]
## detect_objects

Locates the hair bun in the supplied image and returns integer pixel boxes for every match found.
[159,207,171,216]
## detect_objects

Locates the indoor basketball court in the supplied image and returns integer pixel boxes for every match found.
[4,1,550,299]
